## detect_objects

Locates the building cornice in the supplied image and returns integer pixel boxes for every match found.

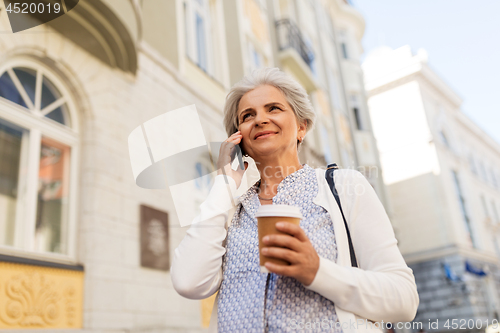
[419,63,462,107]
[455,110,500,155]
[404,244,500,265]
[364,59,423,93]
[329,0,365,41]
[365,60,463,108]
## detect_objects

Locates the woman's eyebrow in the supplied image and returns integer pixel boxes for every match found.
[239,102,286,115]
[265,102,285,109]
[238,107,253,116]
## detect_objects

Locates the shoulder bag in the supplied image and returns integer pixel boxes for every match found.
[325,163,358,268]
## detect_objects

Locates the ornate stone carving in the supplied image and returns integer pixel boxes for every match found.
[0,262,83,329]
[1,269,60,327]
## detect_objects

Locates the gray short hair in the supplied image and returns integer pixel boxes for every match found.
[223,67,316,152]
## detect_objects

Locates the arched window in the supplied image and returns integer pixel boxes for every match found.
[0,67,71,126]
[0,60,79,259]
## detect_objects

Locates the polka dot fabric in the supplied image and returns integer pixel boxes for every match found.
[217,164,343,332]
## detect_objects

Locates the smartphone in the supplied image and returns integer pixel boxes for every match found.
[229,142,245,170]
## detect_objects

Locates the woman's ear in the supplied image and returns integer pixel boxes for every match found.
[298,120,307,141]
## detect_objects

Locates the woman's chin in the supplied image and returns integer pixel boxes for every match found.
[248,146,282,159]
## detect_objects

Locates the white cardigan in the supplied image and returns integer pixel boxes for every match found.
[171,168,419,332]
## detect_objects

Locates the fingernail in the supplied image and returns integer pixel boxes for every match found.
[276,222,284,228]
[263,236,269,242]
[262,247,268,254]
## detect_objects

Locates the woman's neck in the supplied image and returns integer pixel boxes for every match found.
[255,157,303,198]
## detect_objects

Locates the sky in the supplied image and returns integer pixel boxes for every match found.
[352,0,500,146]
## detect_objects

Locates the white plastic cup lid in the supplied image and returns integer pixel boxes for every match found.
[255,204,303,219]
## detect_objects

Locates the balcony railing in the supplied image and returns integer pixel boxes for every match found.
[275,19,314,70]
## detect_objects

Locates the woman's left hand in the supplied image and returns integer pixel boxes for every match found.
[261,222,320,286]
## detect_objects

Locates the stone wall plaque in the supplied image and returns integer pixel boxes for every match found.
[140,205,169,271]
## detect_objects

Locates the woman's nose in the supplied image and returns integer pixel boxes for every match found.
[253,109,269,125]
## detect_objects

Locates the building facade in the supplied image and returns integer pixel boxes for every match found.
[363,45,500,332]
[0,0,387,331]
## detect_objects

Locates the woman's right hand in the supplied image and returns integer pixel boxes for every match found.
[217,131,248,188]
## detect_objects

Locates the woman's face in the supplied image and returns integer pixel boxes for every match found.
[237,84,306,160]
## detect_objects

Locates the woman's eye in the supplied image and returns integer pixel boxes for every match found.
[270,105,281,111]
[242,113,252,121]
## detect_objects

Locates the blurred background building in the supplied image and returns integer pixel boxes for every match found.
[363,45,500,332]
[0,0,389,332]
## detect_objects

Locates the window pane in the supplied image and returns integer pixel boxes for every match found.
[0,120,23,246]
[184,2,191,58]
[452,170,475,248]
[341,43,349,59]
[353,108,363,130]
[492,201,500,223]
[0,72,27,108]
[42,76,69,126]
[327,70,342,111]
[469,154,477,174]
[253,49,261,68]
[195,13,207,71]
[35,137,70,254]
[13,68,37,106]
[45,107,67,125]
[320,125,333,164]
[41,75,60,109]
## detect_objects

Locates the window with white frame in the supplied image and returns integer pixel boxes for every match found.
[480,194,490,223]
[338,29,350,59]
[0,61,78,258]
[452,170,476,248]
[319,124,333,164]
[489,168,498,189]
[439,129,450,148]
[350,95,364,130]
[184,0,213,74]
[468,153,477,175]
[327,69,342,111]
[247,40,264,73]
[478,160,488,182]
[492,200,500,224]
[302,33,317,78]
[493,236,500,258]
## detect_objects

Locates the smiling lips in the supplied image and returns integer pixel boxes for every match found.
[254,131,277,140]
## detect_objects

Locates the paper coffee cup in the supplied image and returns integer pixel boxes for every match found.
[255,204,303,273]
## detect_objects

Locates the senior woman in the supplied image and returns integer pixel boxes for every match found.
[171,67,419,332]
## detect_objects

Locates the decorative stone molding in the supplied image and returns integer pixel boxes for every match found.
[0,262,83,329]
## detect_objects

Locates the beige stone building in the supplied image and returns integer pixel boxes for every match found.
[363,45,500,331]
[0,0,387,331]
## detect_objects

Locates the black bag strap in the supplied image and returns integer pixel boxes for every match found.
[325,163,358,268]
